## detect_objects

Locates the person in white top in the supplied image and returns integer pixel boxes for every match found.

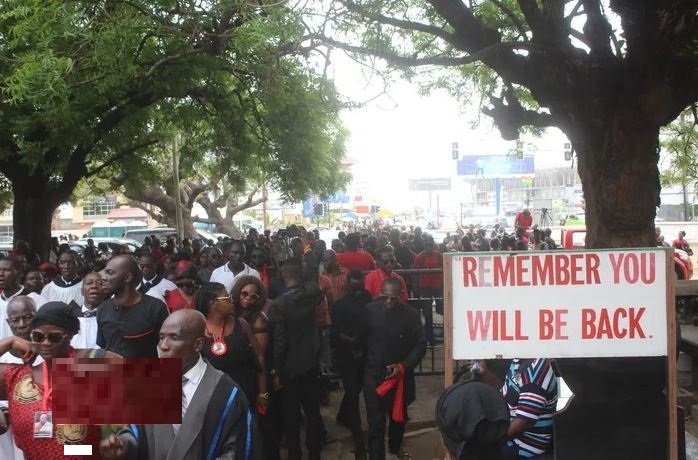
[40,251,84,306]
[0,258,46,340]
[69,272,105,349]
[137,254,177,302]
[209,240,260,293]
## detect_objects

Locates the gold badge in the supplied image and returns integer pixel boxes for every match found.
[56,424,88,444]
[13,374,40,404]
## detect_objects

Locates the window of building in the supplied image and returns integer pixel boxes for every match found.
[83,198,117,217]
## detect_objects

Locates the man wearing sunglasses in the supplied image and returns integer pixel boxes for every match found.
[364,277,426,460]
[364,247,409,303]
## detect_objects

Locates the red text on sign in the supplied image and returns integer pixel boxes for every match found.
[581,307,646,339]
[539,309,569,340]
[466,310,529,341]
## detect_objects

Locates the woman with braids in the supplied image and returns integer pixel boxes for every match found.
[194,282,267,412]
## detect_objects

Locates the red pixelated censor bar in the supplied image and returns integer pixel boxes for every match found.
[51,358,182,425]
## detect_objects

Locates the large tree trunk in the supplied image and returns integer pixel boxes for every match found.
[122,185,198,239]
[12,181,60,262]
[554,115,667,460]
[575,115,660,248]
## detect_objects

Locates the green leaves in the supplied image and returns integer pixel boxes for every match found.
[660,109,698,191]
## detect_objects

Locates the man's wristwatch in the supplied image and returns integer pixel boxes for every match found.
[259,392,271,400]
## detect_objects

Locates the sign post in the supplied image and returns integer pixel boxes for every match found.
[443,248,677,460]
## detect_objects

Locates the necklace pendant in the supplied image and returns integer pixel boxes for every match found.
[211,341,227,356]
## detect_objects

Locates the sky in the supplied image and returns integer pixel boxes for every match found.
[328,52,572,215]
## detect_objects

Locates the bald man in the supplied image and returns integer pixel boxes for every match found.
[70,272,106,349]
[100,310,258,460]
[97,255,169,358]
[0,296,38,460]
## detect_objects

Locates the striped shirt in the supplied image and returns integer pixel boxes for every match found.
[502,358,558,457]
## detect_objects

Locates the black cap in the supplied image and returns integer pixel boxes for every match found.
[32,301,80,335]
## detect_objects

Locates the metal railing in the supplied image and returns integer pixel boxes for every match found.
[393,268,445,376]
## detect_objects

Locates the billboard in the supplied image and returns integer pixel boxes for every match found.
[457,155,534,178]
[408,178,452,191]
[447,248,669,359]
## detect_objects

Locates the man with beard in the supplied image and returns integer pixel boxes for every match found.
[0,258,46,339]
[40,250,84,306]
[69,272,106,348]
[97,255,169,358]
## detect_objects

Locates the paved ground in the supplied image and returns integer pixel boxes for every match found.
[317,375,444,459]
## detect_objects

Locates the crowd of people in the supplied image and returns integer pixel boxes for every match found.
[0,217,566,460]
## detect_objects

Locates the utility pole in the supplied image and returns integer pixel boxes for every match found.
[683,182,689,221]
[172,134,184,242]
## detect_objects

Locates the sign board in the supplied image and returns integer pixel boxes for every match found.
[408,178,451,191]
[457,155,534,178]
[447,248,668,359]
[443,248,677,460]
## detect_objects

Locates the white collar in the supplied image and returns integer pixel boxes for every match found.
[143,275,158,284]
[184,355,206,386]
[225,263,249,274]
[81,305,98,314]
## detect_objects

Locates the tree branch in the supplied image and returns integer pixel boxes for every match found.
[86,139,160,178]
[482,88,558,139]
[492,0,529,41]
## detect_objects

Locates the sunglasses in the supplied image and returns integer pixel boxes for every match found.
[381,294,401,302]
[214,295,232,302]
[30,330,67,344]
[240,291,260,302]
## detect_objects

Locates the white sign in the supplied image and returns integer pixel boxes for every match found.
[449,249,669,359]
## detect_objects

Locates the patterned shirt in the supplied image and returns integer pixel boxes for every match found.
[501,358,558,457]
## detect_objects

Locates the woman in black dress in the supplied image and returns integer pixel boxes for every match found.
[194,282,267,409]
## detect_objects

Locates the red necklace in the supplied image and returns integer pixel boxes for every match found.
[209,321,227,356]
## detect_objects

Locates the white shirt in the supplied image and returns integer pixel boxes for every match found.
[141,277,177,300]
[0,290,47,340]
[173,355,206,433]
[209,263,260,293]
[40,279,84,306]
[70,306,99,349]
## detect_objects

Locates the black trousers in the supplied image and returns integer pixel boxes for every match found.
[416,286,442,345]
[336,356,366,452]
[364,381,406,460]
[282,369,323,460]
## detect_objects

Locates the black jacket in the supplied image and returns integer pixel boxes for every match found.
[364,300,426,406]
[268,282,323,381]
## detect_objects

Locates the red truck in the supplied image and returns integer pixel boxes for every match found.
[560,226,694,280]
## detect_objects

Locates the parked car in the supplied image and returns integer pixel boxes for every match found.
[74,238,141,256]
[560,226,693,280]
[124,227,222,244]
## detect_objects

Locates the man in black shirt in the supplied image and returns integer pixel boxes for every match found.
[332,270,372,459]
[364,278,426,460]
[97,255,169,358]
[268,260,323,460]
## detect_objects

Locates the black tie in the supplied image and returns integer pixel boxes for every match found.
[140,282,153,293]
[83,310,97,318]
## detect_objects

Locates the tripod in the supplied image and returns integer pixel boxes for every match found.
[538,208,553,228]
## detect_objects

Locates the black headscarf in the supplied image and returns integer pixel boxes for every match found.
[32,301,80,335]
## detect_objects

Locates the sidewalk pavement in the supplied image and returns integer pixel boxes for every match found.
[286,374,445,459]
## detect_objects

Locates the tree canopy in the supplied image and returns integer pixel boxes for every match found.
[0,0,348,256]
[315,0,698,247]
